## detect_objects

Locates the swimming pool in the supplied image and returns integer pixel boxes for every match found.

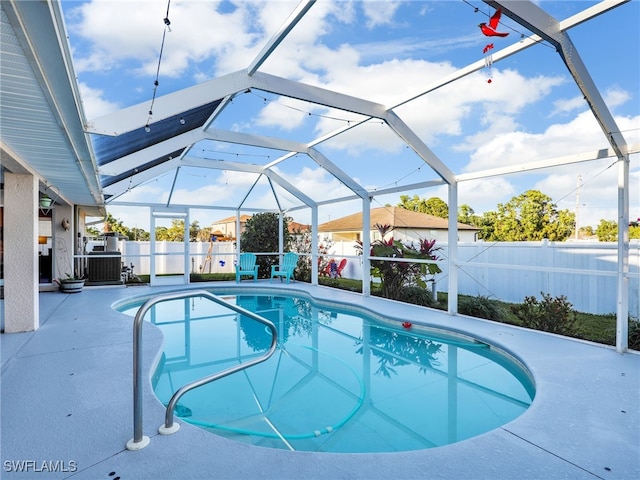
[119,289,535,453]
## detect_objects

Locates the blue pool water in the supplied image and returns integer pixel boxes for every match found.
[120,291,535,453]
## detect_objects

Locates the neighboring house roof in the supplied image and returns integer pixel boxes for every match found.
[288,221,310,233]
[318,207,478,232]
[212,214,253,224]
[213,215,309,233]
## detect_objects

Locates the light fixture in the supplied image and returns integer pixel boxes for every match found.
[145,125,151,133]
[38,236,48,245]
[179,117,185,125]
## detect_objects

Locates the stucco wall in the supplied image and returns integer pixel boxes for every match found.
[4,173,38,332]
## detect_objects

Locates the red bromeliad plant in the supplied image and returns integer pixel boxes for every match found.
[356,224,441,301]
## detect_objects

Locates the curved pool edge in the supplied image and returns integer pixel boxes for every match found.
[105,282,640,480]
[3,283,637,480]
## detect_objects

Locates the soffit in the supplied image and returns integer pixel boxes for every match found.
[0,1,102,207]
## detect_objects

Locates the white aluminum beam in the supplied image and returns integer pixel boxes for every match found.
[102,157,182,198]
[263,170,316,207]
[202,129,309,154]
[181,156,265,174]
[486,0,629,158]
[371,179,446,197]
[248,0,316,75]
[447,182,459,315]
[88,69,387,137]
[384,111,456,185]
[86,70,252,135]
[108,200,273,212]
[393,0,627,111]
[202,94,234,131]
[248,71,388,119]
[456,144,640,182]
[616,156,630,352]
[268,177,283,212]
[308,148,368,199]
[264,119,370,170]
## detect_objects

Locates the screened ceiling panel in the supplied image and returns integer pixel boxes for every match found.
[92,100,222,167]
[5,0,634,217]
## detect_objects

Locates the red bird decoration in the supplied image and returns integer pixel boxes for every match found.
[479,9,509,37]
[402,322,412,329]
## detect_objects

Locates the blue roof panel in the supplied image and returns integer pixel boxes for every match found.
[91,100,221,166]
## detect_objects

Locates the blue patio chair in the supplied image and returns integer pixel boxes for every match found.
[235,253,258,283]
[270,252,299,284]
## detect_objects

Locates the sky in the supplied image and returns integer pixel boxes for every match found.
[61,0,640,233]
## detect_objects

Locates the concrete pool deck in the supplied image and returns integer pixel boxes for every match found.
[1,282,638,480]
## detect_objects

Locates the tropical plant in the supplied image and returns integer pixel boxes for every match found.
[357,224,441,302]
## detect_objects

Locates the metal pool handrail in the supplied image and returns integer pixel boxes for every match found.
[126,289,278,451]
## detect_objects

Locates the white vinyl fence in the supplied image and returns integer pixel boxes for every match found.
[323,240,639,317]
[116,239,639,317]
[119,241,236,277]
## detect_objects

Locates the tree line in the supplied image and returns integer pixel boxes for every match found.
[90,190,639,243]
[87,213,214,242]
[398,190,640,241]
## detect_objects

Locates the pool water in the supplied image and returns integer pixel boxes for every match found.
[121,292,534,453]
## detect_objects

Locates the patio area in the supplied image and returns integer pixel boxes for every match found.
[1,282,638,480]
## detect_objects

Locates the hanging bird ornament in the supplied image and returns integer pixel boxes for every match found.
[478,9,509,83]
[479,9,509,37]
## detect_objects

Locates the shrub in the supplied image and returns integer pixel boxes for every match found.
[398,286,435,307]
[511,292,578,336]
[240,213,292,278]
[459,295,507,321]
[629,318,640,351]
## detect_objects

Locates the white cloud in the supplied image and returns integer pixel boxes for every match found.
[254,98,309,131]
[466,110,604,172]
[604,87,631,109]
[78,82,120,118]
[550,95,585,117]
[68,0,637,230]
[362,0,402,28]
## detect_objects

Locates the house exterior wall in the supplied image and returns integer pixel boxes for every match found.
[326,228,476,244]
[210,217,250,239]
[4,172,39,332]
[331,232,360,242]
[391,228,477,244]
